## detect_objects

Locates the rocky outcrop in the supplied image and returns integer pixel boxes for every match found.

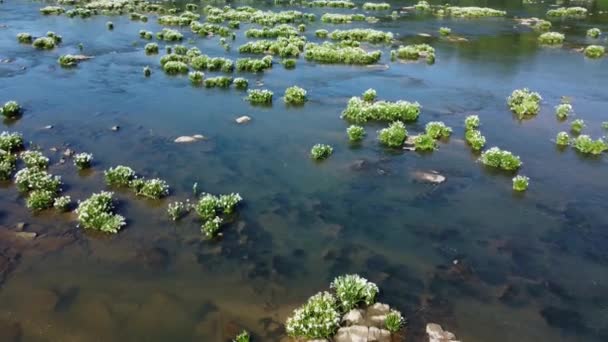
[334,303,393,342]
[426,323,459,342]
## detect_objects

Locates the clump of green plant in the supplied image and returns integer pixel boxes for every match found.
[444,6,506,18]
[425,121,452,139]
[512,175,529,191]
[465,129,486,151]
[32,37,56,49]
[156,28,183,41]
[20,150,48,169]
[53,195,71,212]
[236,56,273,72]
[414,0,430,11]
[283,59,296,69]
[284,86,307,105]
[321,13,366,23]
[194,192,242,237]
[1,101,22,118]
[391,44,435,63]
[363,2,390,10]
[555,102,572,120]
[309,0,356,8]
[330,274,378,312]
[233,330,250,342]
[507,88,542,118]
[130,178,170,199]
[106,21,114,30]
[14,168,61,194]
[572,135,607,155]
[556,131,570,146]
[139,30,153,40]
[233,78,248,90]
[315,29,329,38]
[76,191,126,234]
[414,134,437,151]
[26,190,56,211]
[104,165,135,187]
[464,115,480,130]
[189,71,204,84]
[143,66,151,77]
[341,96,420,123]
[385,310,405,333]
[58,55,78,68]
[163,61,189,74]
[0,131,24,152]
[46,32,62,44]
[130,13,148,22]
[40,6,65,15]
[247,89,273,104]
[304,42,381,65]
[571,119,585,134]
[0,154,17,181]
[584,45,605,59]
[190,55,234,72]
[378,121,407,148]
[144,43,159,54]
[347,125,366,142]
[538,32,565,45]
[285,292,340,339]
[439,27,451,36]
[310,144,333,160]
[547,7,587,18]
[204,76,233,88]
[587,28,601,38]
[479,147,522,171]
[328,29,393,43]
[167,200,191,221]
[17,33,33,44]
[533,20,552,31]
[362,89,377,102]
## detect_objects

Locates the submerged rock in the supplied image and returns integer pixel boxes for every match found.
[418,33,432,37]
[235,115,251,124]
[426,323,460,342]
[13,231,36,240]
[174,135,205,143]
[411,170,446,184]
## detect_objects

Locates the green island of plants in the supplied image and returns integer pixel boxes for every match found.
[247,89,273,104]
[341,93,421,123]
[442,6,506,18]
[284,86,307,105]
[74,153,93,170]
[538,32,565,45]
[363,2,391,11]
[512,175,529,191]
[205,76,233,88]
[17,33,33,44]
[572,135,607,155]
[584,45,605,59]
[546,7,587,19]
[236,56,273,72]
[194,192,242,237]
[347,125,366,142]
[414,134,437,151]
[40,6,65,15]
[425,121,452,139]
[310,144,333,160]
[571,119,585,134]
[321,13,367,24]
[439,27,451,36]
[328,29,393,43]
[556,131,570,146]
[378,121,407,148]
[308,0,355,8]
[32,37,57,49]
[156,28,183,41]
[76,191,126,234]
[507,88,542,118]
[304,42,382,65]
[163,61,189,74]
[1,101,22,118]
[479,147,522,171]
[587,28,601,38]
[20,150,49,170]
[555,101,572,120]
[391,44,435,64]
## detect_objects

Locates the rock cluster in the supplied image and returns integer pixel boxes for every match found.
[333,303,393,342]
[426,323,459,342]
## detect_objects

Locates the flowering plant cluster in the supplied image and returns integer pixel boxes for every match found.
[512,175,529,191]
[310,144,333,160]
[20,150,49,169]
[194,193,243,237]
[425,121,452,139]
[507,88,542,118]
[76,191,126,233]
[341,96,421,123]
[284,86,307,105]
[378,121,407,148]
[285,292,341,339]
[1,101,22,118]
[479,147,522,171]
[73,152,93,170]
[330,274,379,312]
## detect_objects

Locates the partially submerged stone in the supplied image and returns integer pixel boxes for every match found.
[174,135,205,143]
[411,170,446,184]
[235,115,251,124]
[426,323,460,342]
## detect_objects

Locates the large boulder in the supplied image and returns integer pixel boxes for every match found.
[364,303,390,328]
[334,325,369,342]
[342,309,365,326]
[426,323,460,342]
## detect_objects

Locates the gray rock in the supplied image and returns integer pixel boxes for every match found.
[366,303,390,317]
[235,116,251,124]
[367,326,391,342]
[174,135,204,143]
[14,231,36,240]
[15,222,25,231]
[334,325,369,342]
[111,125,120,131]
[411,170,446,184]
[342,309,365,326]
[426,323,459,342]
[63,148,74,157]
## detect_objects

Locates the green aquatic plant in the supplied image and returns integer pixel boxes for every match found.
[106,21,114,30]
[341,97,421,123]
[191,22,232,37]
[363,2,391,10]
[328,29,393,43]
[587,28,601,38]
[310,144,333,160]
[53,195,71,212]
[233,77,249,90]
[1,101,22,118]
[512,175,529,192]
[507,88,542,118]
[298,24,306,32]
[160,53,190,66]
[584,45,605,58]
[247,89,273,104]
[330,274,378,312]
[245,24,299,39]
[479,147,522,171]
[186,3,199,11]
[378,121,407,148]
[238,37,304,58]
[236,56,273,72]
[425,121,452,139]
[65,8,92,18]
[14,168,61,195]
[104,165,135,187]
[156,28,184,41]
[189,71,204,85]
[546,7,587,18]
[202,216,223,237]
[392,44,435,62]
[217,193,242,214]
[144,43,159,54]
[0,131,24,152]
[26,189,56,211]
[194,192,242,236]
[538,32,565,45]
[347,125,366,142]
[556,131,570,146]
[173,45,189,55]
[233,330,250,342]
[167,200,191,221]
[465,129,486,151]
[572,135,607,155]
[17,33,33,44]
[76,191,126,234]
[304,42,381,65]
[533,20,552,31]
[163,61,189,74]
[20,150,48,169]
[414,1,430,11]
[439,27,451,36]
[139,30,153,40]
[40,6,65,15]
[285,291,340,339]
[464,115,480,131]
[362,89,377,102]
[58,55,78,68]
[444,6,506,18]
[0,154,17,181]
[228,20,240,29]
[204,77,233,88]
[46,32,62,44]
[385,310,405,333]
[130,13,148,22]
[190,55,234,72]
[283,59,296,69]
[571,119,585,134]
[284,86,307,105]
[308,0,355,8]
[414,134,438,151]
[143,66,151,77]
[32,37,56,49]
[321,13,367,24]
[555,102,572,120]
[73,152,92,170]
[130,178,170,199]
[315,29,329,38]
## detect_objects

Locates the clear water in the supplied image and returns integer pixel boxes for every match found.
[1,0,608,341]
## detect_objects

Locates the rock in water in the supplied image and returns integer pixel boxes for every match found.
[174,135,205,143]
[411,170,446,184]
[235,116,251,124]
[342,309,364,326]
[426,323,460,342]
